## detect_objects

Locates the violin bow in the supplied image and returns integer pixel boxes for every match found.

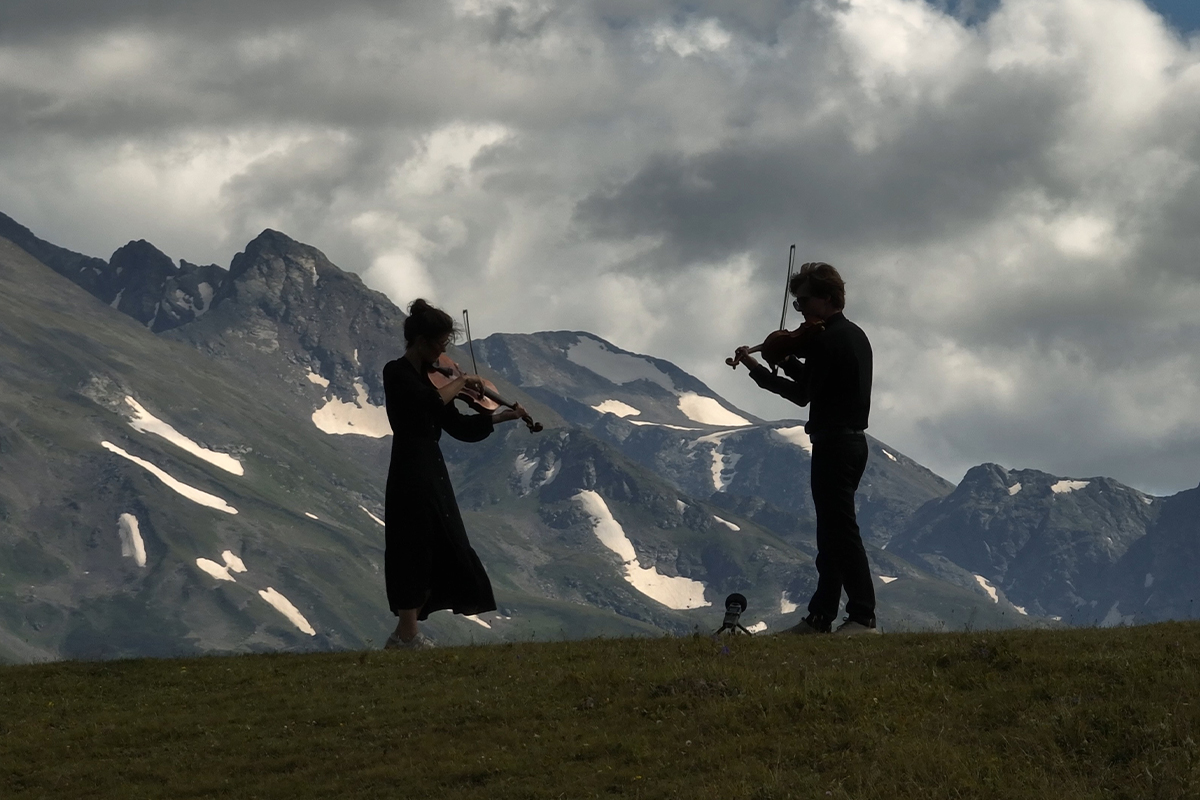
[773,244,796,375]
[462,309,480,376]
[462,308,543,433]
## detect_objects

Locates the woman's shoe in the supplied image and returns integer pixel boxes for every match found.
[383,631,436,650]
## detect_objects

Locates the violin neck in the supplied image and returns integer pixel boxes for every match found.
[481,386,512,409]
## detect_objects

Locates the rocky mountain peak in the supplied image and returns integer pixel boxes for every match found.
[196,229,404,404]
[107,240,181,326]
[110,239,175,278]
[221,229,333,311]
[956,463,1013,495]
[890,462,1162,618]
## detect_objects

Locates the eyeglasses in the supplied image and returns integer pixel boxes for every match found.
[792,296,813,311]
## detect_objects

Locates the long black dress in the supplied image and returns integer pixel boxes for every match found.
[383,357,497,620]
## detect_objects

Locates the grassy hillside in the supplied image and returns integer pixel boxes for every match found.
[3,624,1198,799]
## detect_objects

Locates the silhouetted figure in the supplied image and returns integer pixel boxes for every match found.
[734,262,879,635]
[382,299,529,649]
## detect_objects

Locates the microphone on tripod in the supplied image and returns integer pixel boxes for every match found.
[714,593,754,636]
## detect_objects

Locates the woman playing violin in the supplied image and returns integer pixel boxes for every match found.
[735,262,878,636]
[381,299,529,650]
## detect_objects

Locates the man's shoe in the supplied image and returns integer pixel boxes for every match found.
[833,617,881,636]
[784,614,832,635]
[383,631,436,650]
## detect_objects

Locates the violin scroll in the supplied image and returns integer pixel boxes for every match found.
[726,321,825,371]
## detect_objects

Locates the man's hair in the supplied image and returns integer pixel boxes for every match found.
[403,298,458,346]
[789,262,846,310]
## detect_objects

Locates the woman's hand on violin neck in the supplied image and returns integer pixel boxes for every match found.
[491,403,528,424]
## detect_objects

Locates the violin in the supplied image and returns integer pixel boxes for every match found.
[726,319,825,370]
[426,310,544,434]
[726,244,825,371]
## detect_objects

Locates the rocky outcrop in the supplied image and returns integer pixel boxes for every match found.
[888,464,1160,620]
[0,214,225,333]
[1104,483,1200,624]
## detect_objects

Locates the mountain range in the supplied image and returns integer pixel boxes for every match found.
[1,210,1196,663]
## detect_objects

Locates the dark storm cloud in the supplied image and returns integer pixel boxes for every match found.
[0,1,445,41]
[575,79,1070,270]
[3,0,1200,493]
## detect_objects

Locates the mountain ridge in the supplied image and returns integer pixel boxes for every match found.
[3,210,1198,662]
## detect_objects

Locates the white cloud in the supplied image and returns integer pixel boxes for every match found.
[650,18,733,58]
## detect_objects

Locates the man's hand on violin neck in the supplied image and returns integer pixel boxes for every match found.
[735,347,761,370]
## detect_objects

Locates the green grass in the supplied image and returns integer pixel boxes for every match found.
[3,623,1199,799]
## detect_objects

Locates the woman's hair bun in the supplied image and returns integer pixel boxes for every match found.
[404,298,456,345]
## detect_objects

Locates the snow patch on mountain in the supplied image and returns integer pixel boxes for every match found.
[305,512,319,520]
[540,453,561,486]
[747,621,768,633]
[221,551,247,573]
[677,392,751,427]
[692,430,742,492]
[360,505,385,527]
[305,369,330,388]
[1008,483,1022,496]
[712,515,740,531]
[102,441,239,514]
[1051,479,1089,494]
[879,575,898,584]
[629,421,701,431]
[773,425,813,454]
[258,588,316,635]
[574,490,709,610]
[195,550,247,583]
[592,399,641,417]
[311,379,391,438]
[514,452,559,493]
[780,593,799,614]
[196,282,214,312]
[1099,601,1135,628]
[465,615,491,628]
[974,574,999,602]
[882,449,897,462]
[296,255,319,287]
[124,397,244,476]
[514,454,539,494]
[566,337,675,390]
[196,558,237,582]
[117,513,146,567]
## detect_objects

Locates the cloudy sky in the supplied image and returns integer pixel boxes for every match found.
[3,0,1199,495]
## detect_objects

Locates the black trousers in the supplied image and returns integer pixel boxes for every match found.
[807,433,875,625]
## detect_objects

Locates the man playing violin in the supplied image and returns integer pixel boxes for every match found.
[733,262,878,635]
[381,298,529,650]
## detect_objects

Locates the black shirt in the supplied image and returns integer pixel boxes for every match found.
[748,312,872,434]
